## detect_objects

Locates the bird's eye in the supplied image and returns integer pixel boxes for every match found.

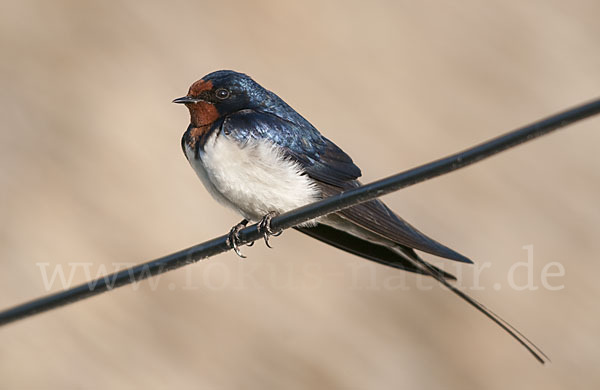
[215,88,230,100]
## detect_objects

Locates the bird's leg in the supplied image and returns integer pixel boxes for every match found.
[226,219,249,258]
[258,211,282,248]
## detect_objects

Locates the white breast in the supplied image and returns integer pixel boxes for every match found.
[185,131,320,222]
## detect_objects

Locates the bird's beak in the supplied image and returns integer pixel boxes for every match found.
[172,96,202,104]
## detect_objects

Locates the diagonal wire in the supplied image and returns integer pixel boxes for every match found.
[1,97,599,327]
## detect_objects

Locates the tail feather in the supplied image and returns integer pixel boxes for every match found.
[394,245,549,364]
[295,223,456,280]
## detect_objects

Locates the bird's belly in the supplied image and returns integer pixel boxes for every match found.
[185,133,320,221]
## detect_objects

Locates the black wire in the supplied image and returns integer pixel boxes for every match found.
[1,97,599,328]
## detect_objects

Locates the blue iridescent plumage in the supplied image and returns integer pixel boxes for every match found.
[220,109,361,186]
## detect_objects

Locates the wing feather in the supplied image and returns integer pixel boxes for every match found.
[319,182,473,263]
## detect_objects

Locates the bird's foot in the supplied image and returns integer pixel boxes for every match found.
[226,219,249,258]
[258,211,282,248]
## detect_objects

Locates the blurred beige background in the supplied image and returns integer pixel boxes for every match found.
[1,0,599,388]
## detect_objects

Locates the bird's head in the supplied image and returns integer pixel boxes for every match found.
[173,70,265,127]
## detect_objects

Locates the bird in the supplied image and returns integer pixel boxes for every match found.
[173,70,547,363]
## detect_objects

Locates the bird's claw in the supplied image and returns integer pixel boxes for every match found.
[258,211,282,248]
[226,213,281,255]
[226,219,249,258]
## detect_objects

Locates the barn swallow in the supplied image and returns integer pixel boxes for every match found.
[174,70,546,363]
